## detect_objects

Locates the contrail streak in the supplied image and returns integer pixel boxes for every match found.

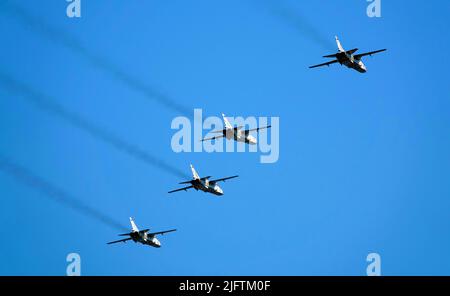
[0,72,189,179]
[0,156,127,232]
[0,0,191,116]
[257,0,334,51]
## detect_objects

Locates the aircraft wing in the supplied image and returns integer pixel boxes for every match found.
[168,185,194,194]
[210,175,239,183]
[354,49,386,59]
[107,237,132,245]
[309,60,339,69]
[244,125,271,134]
[201,134,224,142]
[148,229,177,236]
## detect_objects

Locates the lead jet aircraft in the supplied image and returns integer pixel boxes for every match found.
[107,217,176,248]
[168,164,238,196]
[309,36,386,73]
[201,113,271,145]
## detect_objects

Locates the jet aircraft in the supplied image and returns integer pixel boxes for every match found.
[309,36,386,73]
[168,164,238,196]
[107,217,176,248]
[201,113,271,145]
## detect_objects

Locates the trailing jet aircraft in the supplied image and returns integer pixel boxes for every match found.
[107,217,176,248]
[201,113,271,145]
[168,164,238,196]
[309,36,386,73]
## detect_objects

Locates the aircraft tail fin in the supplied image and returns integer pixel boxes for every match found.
[190,164,200,180]
[222,113,233,130]
[130,217,139,232]
[335,36,345,52]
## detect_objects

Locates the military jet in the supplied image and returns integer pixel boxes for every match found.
[107,217,176,248]
[168,164,238,196]
[201,113,271,145]
[309,36,386,73]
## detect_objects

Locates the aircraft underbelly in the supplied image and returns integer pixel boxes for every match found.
[354,66,366,73]
[146,241,161,248]
[344,61,365,73]
[343,60,353,67]
[201,186,222,196]
[205,187,215,194]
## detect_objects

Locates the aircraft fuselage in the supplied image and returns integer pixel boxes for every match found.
[130,231,161,248]
[223,129,257,145]
[336,52,367,73]
[191,178,224,196]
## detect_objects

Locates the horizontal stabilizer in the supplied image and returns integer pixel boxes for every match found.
[323,48,357,58]
[179,176,211,184]
[119,229,149,236]
[346,48,358,55]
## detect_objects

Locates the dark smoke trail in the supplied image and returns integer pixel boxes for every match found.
[0,72,189,179]
[0,156,128,232]
[0,0,191,116]
[257,0,335,51]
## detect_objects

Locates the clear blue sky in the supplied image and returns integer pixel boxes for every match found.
[0,0,449,275]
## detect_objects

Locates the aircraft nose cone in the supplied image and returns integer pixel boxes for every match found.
[361,64,367,72]
[247,135,257,145]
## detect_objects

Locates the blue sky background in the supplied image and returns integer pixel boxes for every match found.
[0,0,449,275]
